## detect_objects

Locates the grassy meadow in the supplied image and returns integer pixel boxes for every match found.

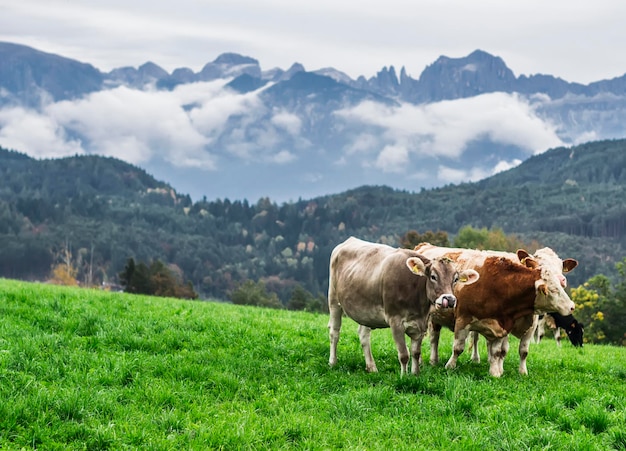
[0,278,625,450]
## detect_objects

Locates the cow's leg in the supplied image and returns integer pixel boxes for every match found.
[470,331,480,363]
[409,336,424,375]
[327,304,343,367]
[554,328,562,347]
[517,320,537,375]
[408,331,426,375]
[358,325,377,373]
[486,337,508,377]
[445,327,470,370]
[389,320,410,376]
[533,318,545,343]
[429,320,442,366]
[499,337,509,376]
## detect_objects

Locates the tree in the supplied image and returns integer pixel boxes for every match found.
[400,230,450,249]
[49,240,78,286]
[570,264,626,345]
[605,259,626,345]
[570,275,610,344]
[50,263,79,286]
[119,257,198,299]
[453,225,529,252]
[230,280,282,309]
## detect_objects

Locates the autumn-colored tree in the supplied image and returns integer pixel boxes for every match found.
[50,263,79,286]
[49,241,78,286]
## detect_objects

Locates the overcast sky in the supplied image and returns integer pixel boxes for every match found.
[2,0,626,84]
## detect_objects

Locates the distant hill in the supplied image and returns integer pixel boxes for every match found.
[0,139,624,300]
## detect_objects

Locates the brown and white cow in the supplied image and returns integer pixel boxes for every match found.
[415,243,576,377]
[465,248,579,370]
[327,237,479,376]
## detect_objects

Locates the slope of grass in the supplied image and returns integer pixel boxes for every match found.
[0,278,625,450]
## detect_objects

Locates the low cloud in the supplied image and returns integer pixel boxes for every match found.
[271,110,302,135]
[0,83,574,197]
[437,165,491,184]
[336,92,565,167]
[0,106,84,158]
[0,79,273,170]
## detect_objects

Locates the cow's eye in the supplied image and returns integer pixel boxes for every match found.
[430,274,438,282]
[453,274,459,284]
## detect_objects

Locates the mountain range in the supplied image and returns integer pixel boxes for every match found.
[2,41,626,202]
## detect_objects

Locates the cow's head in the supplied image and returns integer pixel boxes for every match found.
[406,256,479,309]
[518,248,578,288]
[520,255,576,315]
[566,319,584,347]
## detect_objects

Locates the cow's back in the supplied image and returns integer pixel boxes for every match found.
[329,237,428,329]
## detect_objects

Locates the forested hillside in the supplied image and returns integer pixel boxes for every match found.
[1,140,625,303]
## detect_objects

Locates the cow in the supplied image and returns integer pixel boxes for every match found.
[466,247,579,369]
[534,312,584,347]
[415,243,576,377]
[421,244,578,373]
[327,237,479,376]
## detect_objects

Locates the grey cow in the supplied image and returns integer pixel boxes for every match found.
[327,237,479,376]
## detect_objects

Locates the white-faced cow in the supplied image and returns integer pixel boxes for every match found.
[415,243,576,377]
[466,247,579,370]
[327,237,479,376]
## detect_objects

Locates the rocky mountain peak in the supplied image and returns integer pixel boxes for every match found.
[416,49,516,102]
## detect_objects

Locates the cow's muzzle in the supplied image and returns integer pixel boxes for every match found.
[435,295,457,309]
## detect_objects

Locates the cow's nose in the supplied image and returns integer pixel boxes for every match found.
[443,295,456,308]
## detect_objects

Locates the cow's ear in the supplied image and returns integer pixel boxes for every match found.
[517,249,531,262]
[458,269,480,285]
[562,258,578,273]
[406,257,426,276]
[536,282,549,295]
[522,255,539,269]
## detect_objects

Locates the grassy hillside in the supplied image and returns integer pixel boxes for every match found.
[1,279,625,450]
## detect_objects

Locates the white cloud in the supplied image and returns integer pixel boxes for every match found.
[0,106,85,158]
[344,133,380,155]
[187,84,265,139]
[337,92,564,170]
[437,165,490,185]
[269,150,295,164]
[0,79,285,170]
[46,85,214,168]
[492,159,522,174]
[375,144,409,173]
[271,110,301,135]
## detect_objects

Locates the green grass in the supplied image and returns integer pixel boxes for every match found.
[1,278,625,450]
